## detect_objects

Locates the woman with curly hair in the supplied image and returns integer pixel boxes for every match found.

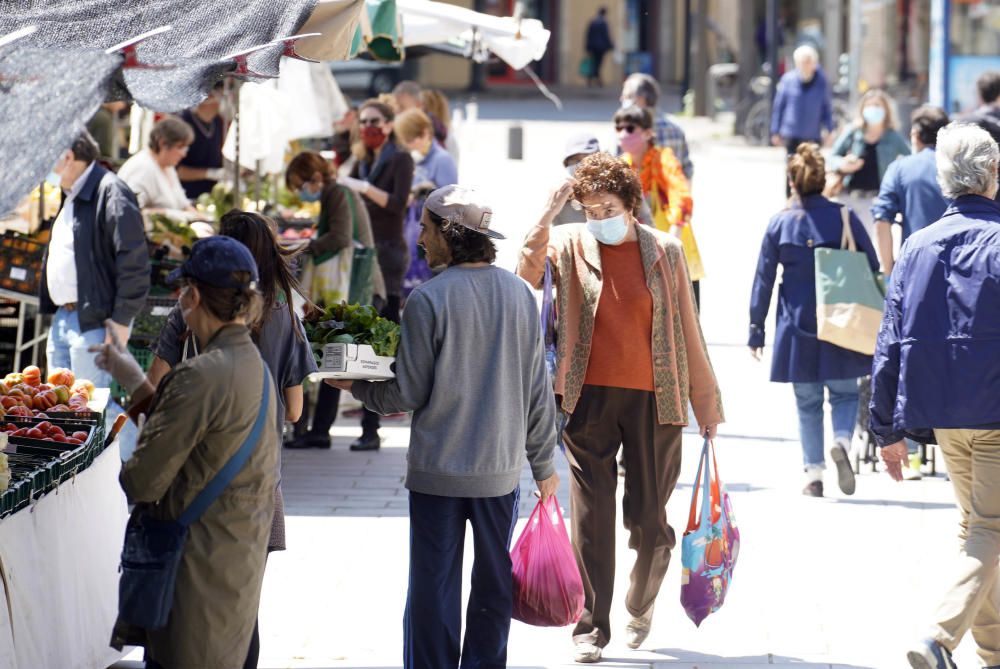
[517,152,724,663]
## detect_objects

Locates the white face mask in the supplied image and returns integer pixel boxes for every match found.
[586,213,629,245]
[410,149,425,163]
[862,106,886,125]
[566,163,579,178]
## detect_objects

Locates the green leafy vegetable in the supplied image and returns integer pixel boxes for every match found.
[304,302,401,357]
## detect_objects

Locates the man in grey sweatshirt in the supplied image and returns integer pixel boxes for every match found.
[329,185,559,669]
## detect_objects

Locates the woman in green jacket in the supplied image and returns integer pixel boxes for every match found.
[831,88,911,240]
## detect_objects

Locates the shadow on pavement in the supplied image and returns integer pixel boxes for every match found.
[648,648,876,668]
[833,498,956,511]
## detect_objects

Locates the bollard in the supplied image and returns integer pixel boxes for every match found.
[508,124,523,160]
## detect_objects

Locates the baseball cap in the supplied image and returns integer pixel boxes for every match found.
[167,236,259,289]
[425,185,504,240]
[564,133,600,161]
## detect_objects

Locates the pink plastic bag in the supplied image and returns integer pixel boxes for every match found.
[510,497,585,627]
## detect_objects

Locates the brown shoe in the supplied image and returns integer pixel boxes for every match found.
[802,480,824,497]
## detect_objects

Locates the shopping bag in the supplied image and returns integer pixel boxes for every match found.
[680,438,740,626]
[814,206,885,355]
[511,496,584,627]
[578,56,595,78]
[652,184,704,281]
[540,260,566,451]
[300,248,352,306]
[349,244,376,305]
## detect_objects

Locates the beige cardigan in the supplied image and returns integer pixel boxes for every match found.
[517,221,724,428]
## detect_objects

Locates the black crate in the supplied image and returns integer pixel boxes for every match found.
[0,232,44,297]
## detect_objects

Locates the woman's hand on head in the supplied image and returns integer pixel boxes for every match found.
[545,180,575,219]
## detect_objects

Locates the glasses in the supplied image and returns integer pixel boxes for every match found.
[615,124,637,134]
[359,118,384,127]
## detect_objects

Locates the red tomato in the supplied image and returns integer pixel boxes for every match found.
[71,431,89,441]
[65,438,82,445]
[26,428,43,439]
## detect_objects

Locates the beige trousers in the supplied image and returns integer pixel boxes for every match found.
[933,428,1000,666]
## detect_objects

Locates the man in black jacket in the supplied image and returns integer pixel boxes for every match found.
[585,8,614,88]
[40,132,148,419]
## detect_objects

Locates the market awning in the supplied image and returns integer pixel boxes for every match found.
[396,0,549,71]
[0,0,365,215]
[345,0,550,70]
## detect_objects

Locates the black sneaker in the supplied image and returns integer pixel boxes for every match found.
[284,433,331,449]
[350,433,382,451]
[802,481,824,497]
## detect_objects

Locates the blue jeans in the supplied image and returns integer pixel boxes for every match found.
[46,307,138,460]
[792,378,861,469]
[404,488,520,669]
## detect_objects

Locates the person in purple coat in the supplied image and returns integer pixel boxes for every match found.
[749,143,878,498]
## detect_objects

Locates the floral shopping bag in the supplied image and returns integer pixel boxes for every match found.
[680,437,740,626]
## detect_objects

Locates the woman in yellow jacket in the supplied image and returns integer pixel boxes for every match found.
[616,105,705,305]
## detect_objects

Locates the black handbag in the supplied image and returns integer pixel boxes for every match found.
[117,366,270,630]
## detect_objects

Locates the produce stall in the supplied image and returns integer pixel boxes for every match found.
[0,366,128,668]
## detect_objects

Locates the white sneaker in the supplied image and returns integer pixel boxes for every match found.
[830,438,856,495]
[624,604,654,649]
[573,640,602,663]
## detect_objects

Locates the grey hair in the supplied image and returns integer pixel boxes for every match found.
[621,73,660,107]
[392,80,422,99]
[793,44,819,64]
[935,123,1000,198]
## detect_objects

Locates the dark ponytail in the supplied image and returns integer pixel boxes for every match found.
[219,210,307,340]
[191,273,262,325]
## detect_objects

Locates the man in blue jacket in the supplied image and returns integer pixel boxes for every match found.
[871,105,950,274]
[870,123,1000,669]
[770,45,834,193]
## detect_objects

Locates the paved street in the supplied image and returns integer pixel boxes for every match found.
[118,97,977,669]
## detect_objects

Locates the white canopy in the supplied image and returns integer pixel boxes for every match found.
[395,0,549,70]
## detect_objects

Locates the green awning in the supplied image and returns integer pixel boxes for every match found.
[349,0,404,62]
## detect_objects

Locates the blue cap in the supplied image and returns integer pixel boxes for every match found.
[166,236,259,289]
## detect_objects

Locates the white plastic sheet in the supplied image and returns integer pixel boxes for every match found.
[0,445,130,669]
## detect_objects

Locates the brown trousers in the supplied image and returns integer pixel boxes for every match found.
[932,428,1000,666]
[564,385,684,647]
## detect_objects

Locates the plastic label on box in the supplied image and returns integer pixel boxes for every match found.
[9,267,26,281]
[312,343,395,381]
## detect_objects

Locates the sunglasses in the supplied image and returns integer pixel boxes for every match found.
[615,124,639,134]
[359,118,385,127]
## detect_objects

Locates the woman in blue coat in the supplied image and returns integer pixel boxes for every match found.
[749,143,879,498]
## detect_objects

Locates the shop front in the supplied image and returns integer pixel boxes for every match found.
[930,0,1000,114]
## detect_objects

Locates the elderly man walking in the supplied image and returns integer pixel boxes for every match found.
[870,123,1000,669]
[771,45,834,194]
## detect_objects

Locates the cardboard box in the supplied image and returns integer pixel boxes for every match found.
[311,343,396,381]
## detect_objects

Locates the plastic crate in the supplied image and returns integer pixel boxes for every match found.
[0,232,44,297]
[130,296,177,344]
[111,343,155,404]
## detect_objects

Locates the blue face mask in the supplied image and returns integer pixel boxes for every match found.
[862,106,886,125]
[586,213,629,245]
[45,171,61,189]
[299,186,321,203]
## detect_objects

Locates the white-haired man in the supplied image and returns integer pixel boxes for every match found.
[770,45,834,193]
[870,123,1000,669]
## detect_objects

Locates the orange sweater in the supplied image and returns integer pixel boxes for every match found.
[584,242,655,391]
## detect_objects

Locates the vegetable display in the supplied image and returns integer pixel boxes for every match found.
[304,303,401,363]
